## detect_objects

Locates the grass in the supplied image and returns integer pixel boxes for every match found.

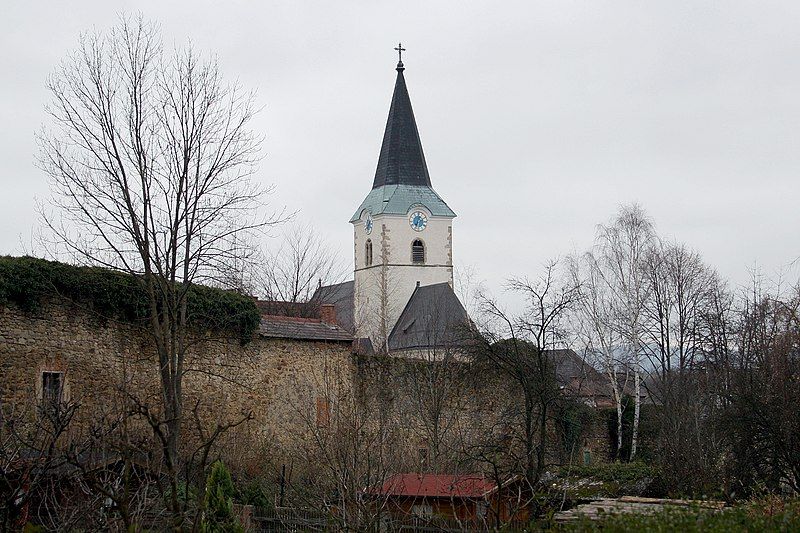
[558,461,658,484]
[554,461,659,499]
[548,496,800,532]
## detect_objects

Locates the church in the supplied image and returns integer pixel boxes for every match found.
[0,52,612,526]
[314,50,471,357]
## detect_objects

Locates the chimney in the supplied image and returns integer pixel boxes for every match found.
[320,303,337,325]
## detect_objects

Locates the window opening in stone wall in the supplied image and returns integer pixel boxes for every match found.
[41,371,63,405]
[316,397,330,427]
[365,239,373,267]
[411,239,425,264]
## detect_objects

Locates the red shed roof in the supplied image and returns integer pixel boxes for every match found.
[370,474,496,499]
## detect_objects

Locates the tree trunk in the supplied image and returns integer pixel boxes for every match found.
[524,393,536,486]
[608,368,624,458]
[631,366,641,460]
[616,393,624,458]
[537,401,548,483]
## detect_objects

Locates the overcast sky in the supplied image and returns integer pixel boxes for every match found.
[2,1,799,300]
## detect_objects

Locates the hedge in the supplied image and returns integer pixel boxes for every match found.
[0,256,260,343]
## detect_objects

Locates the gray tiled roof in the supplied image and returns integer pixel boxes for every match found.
[310,280,354,332]
[388,282,471,351]
[548,349,612,403]
[549,349,605,386]
[372,65,430,189]
[350,184,456,222]
[259,315,352,342]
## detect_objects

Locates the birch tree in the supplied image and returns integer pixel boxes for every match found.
[584,204,655,460]
[571,254,628,458]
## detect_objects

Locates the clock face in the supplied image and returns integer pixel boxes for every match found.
[364,214,374,235]
[409,211,428,232]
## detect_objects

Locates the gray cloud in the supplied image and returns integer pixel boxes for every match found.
[2,0,798,297]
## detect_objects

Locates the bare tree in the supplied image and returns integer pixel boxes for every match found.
[584,204,656,460]
[474,260,581,487]
[395,295,474,470]
[403,357,466,471]
[454,262,485,319]
[641,243,717,380]
[0,401,78,530]
[260,222,344,303]
[571,253,628,459]
[354,224,400,352]
[720,274,800,495]
[37,14,276,525]
[283,353,395,531]
[639,241,727,491]
[375,226,397,353]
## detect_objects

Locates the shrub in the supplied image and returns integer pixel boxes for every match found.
[237,480,272,510]
[202,461,243,533]
[559,499,800,532]
[559,461,658,484]
[0,256,260,343]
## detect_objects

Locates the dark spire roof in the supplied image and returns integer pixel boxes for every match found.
[372,62,432,189]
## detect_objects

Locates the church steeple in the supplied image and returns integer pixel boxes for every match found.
[372,50,432,189]
[352,48,456,347]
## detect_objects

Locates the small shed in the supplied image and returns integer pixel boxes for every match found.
[367,473,529,527]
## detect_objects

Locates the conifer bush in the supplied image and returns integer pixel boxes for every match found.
[201,461,243,533]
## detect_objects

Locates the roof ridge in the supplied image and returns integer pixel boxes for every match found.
[416,281,451,290]
[261,315,323,324]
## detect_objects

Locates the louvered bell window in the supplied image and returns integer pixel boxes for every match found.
[411,239,425,264]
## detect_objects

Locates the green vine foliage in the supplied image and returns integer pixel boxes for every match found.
[0,256,260,343]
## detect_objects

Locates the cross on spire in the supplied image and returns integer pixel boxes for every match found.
[394,42,406,70]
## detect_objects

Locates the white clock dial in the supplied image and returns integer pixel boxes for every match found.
[409,211,428,232]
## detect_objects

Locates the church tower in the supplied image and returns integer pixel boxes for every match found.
[351,49,456,349]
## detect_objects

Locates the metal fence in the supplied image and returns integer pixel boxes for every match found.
[252,506,330,532]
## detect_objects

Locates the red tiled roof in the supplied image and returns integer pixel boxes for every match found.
[369,474,496,499]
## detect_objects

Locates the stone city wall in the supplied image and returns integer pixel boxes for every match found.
[0,298,355,470]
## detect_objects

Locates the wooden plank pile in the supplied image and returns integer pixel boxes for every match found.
[553,496,727,522]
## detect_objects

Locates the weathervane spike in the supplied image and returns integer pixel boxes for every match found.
[394,42,406,70]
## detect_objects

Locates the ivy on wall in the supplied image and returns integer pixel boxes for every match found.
[0,256,260,343]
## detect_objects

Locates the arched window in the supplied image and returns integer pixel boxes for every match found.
[411,239,425,264]
[365,239,373,267]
